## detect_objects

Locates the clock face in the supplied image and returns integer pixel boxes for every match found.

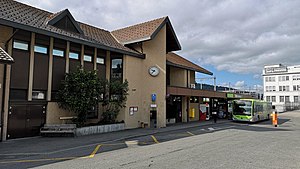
[149,66,160,77]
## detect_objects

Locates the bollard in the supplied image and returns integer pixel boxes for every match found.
[272,110,278,127]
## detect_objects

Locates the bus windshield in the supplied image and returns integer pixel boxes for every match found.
[233,100,252,116]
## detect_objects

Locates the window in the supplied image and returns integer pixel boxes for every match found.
[271,77,275,81]
[286,86,290,91]
[96,57,104,64]
[53,49,64,57]
[292,75,300,80]
[69,52,79,60]
[280,96,284,102]
[293,85,300,91]
[111,58,122,80]
[271,96,276,102]
[286,76,289,81]
[266,96,270,102]
[84,54,92,62]
[294,96,299,103]
[285,96,290,103]
[32,91,46,100]
[13,40,29,50]
[279,86,282,91]
[34,45,48,54]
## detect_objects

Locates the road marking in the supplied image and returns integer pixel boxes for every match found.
[208,127,215,131]
[187,131,195,136]
[151,135,159,144]
[87,145,101,158]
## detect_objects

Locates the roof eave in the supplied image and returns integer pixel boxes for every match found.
[122,37,151,45]
[0,19,144,58]
[167,61,213,76]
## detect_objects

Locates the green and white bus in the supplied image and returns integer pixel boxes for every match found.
[232,99,272,122]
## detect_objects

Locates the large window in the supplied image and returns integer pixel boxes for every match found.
[111,58,123,80]
[13,40,29,51]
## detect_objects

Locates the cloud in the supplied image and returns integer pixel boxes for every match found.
[234,81,245,89]
[16,0,300,74]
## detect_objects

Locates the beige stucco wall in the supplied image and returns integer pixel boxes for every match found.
[169,67,187,87]
[123,25,167,128]
[46,102,75,124]
[47,102,104,124]
[190,70,195,85]
[121,55,143,128]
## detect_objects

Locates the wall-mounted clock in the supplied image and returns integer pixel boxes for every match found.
[149,66,160,77]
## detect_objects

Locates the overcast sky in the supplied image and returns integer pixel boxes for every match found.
[16,0,300,90]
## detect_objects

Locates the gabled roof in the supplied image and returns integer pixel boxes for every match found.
[0,0,142,58]
[0,47,14,64]
[48,9,84,34]
[112,17,181,52]
[167,52,213,75]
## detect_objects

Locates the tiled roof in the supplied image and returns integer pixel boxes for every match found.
[0,0,141,57]
[167,52,213,75]
[112,17,167,44]
[0,47,14,64]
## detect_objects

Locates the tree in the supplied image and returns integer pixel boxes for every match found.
[57,68,104,126]
[101,80,129,124]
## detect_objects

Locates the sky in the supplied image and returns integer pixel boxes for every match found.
[16,0,300,92]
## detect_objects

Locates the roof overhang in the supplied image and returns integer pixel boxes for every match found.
[0,19,144,59]
[167,61,213,75]
[123,17,181,52]
[0,47,14,64]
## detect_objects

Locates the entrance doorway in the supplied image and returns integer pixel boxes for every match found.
[7,104,46,139]
[166,96,182,123]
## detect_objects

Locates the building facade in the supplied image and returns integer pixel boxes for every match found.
[0,0,255,141]
[263,64,300,112]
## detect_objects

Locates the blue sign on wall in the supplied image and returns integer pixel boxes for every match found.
[151,94,156,102]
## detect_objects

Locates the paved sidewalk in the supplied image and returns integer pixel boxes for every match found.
[0,119,230,155]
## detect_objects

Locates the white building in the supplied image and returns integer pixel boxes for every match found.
[263,64,300,112]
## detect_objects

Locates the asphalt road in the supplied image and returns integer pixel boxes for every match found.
[1,111,300,169]
[33,111,300,169]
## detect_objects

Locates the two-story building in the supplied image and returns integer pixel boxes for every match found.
[0,0,229,141]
